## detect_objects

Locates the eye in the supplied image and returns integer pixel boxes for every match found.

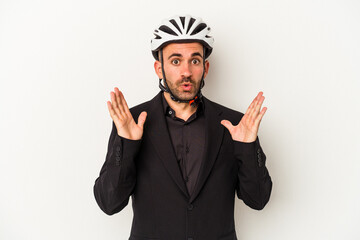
[192,59,200,64]
[171,59,180,65]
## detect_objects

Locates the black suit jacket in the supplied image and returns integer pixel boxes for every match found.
[94,91,272,240]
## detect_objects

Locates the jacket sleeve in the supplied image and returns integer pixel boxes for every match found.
[234,136,272,210]
[93,121,141,215]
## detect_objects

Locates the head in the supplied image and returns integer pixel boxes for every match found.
[154,42,209,101]
[151,15,214,105]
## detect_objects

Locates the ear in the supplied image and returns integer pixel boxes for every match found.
[203,60,210,79]
[154,60,163,79]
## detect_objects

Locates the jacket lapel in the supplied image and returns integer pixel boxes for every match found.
[190,97,224,203]
[143,92,225,202]
[144,92,189,199]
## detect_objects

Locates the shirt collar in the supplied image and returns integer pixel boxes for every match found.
[161,92,205,117]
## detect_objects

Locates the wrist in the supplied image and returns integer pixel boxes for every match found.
[117,132,142,141]
[233,136,256,143]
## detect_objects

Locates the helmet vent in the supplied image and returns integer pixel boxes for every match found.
[169,19,182,34]
[186,17,196,34]
[191,23,207,35]
[154,34,161,39]
[180,17,185,28]
[159,25,178,36]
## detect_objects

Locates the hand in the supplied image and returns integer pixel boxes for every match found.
[107,87,147,140]
[221,92,267,143]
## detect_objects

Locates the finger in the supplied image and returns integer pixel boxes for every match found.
[245,92,262,116]
[255,107,267,125]
[221,120,235,133]
[251,95,265,118]
[249,94,265,120]
[244,100,255,116]
[110,91,122,117]
[114,87,122,110]
[137,111,147,129]
[119,90,131,116]
[114,88,126,116]
[107,101,121,122]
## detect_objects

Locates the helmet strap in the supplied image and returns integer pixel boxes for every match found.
[158,47,206,107]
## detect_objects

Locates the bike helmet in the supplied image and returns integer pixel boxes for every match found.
[151,15,214,60]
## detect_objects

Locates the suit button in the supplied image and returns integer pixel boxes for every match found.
[187,204,193,210]
[116,146,121,151]
[188,238,193,240]
[185,146,189,154]
[257,148,261,154]
[116,156,121,161]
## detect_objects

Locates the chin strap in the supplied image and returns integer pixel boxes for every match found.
[158,48,206,107]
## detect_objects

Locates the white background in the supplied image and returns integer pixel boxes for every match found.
[1,0,359,239]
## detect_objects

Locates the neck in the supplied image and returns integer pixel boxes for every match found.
[163,92,198,121]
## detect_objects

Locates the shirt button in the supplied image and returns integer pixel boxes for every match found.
[169,110,172,115]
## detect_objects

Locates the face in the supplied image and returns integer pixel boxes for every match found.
[154,42,210,101]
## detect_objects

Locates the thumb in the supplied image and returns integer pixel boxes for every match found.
[221,120,234,132]
[137,111,147,128]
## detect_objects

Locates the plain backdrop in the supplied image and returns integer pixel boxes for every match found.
[1,0,359,239]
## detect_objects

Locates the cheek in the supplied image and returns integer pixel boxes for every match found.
[193,66,204,76]
[165,67,181,79]
[167,67,179,74]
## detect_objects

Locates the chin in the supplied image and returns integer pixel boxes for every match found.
[176,93,197,101]
[169,86,200,101]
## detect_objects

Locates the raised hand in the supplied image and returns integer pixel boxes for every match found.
[107,87,147,140]
[221,92,267,143]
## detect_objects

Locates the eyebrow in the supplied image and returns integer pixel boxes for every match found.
[167,52,203,60]
[191,52,203,58]
[168,53,182,60]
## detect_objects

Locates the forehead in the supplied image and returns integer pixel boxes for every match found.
[162,42,203,57]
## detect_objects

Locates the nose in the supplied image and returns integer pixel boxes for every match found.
[181,62,192,78]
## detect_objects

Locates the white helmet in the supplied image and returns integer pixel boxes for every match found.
[151,15,214,60]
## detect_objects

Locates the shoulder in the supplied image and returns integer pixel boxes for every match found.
[203,97,244,124]
[128,92,161,121]
[129,99,153,118]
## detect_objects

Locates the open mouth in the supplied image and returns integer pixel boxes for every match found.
[182,83,192,91]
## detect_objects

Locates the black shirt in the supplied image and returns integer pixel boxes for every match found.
[161,93,206,196]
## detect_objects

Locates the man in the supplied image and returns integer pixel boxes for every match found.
[94,15,272,240]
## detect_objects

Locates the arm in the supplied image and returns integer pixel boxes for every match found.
[221,92,272,210]
[234,137,272,210]
[93,122,141,215]
[93,87,147,215]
